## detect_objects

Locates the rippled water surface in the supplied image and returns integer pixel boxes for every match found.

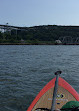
[0,45,79,111]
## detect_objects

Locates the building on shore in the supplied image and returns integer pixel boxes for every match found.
[55,40,62,44]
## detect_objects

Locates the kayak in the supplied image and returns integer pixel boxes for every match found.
[27,71,79,111]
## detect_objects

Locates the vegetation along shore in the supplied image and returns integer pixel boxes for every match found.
[1,24,79,45]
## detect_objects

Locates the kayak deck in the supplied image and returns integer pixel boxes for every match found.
[27,77,79,111]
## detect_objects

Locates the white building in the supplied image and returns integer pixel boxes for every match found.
[55,40,62,44]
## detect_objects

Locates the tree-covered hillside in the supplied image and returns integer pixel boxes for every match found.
[0,25,79,44]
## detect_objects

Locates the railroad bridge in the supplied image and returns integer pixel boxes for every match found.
[59,36,79,44]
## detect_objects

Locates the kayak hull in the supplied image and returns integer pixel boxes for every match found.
[27,77,79,111]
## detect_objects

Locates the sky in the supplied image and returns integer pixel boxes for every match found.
[0,0,79,27]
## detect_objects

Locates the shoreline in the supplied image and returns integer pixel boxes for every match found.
[0,43,79,45]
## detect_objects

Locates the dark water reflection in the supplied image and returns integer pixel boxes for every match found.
[0,45,79,111]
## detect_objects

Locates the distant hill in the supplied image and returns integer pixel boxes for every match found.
[0,25,79,44]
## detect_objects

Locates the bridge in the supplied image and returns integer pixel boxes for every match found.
[59,36,79,44]
[0,24,28,32]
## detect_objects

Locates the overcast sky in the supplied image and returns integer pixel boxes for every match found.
[0,0,79,27]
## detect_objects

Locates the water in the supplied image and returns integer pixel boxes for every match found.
[0,45,79,111]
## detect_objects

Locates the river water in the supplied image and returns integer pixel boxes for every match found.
[0,45,79,111]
